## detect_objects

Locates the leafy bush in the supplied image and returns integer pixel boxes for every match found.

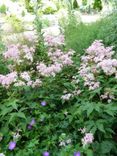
[0,14,78,156]
[64,40,117,155]
[93,0,102,11]
[0,4,7,14]
[0,3,117,156]
[1,35,117,155]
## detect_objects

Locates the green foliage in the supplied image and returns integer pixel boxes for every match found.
[0,4,7,14]
[93,0,102,11]
[64,19,99,55]
[25,0,34,12]
[42,6,56,14]
[64,12,117,55]
[0,2,117,156]
[82,0,87,6]
[97,12,117,52]
[73,0,79,9]
[6,15,24,33]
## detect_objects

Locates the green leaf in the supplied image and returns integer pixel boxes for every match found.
[96,122,105,133]
[87,106,94,116]
[90,126,97,134]
[7,99,18,110]
[17,112,26,119]
[95,105,101,112]
[100,141,113,154]
[1,107,13,116]
[104,110,114,116]
[9,113,16,123]
[86,149,93,156]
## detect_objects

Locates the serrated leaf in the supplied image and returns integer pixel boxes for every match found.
[100,141,113,154]
[96,122,105,133]
[104,110,114,116]
[95,105,100,112]
[90,126,97,134]
[7,99,18,110]
[1,107,13,116]
[17,112,26,119]
[9,113,16,123]
[87,106,94,116]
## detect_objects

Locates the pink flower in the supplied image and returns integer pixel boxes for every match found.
[4,44,20,61]
[82,133,94,147]
[20,72,30,81]
[0,72,17,88]
[44,34,65,47]
[78,40,117,90]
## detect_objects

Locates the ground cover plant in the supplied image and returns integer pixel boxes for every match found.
[0,1,117,156]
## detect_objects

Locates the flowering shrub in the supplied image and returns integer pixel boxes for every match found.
[61,40,117,155]
[0,21,80,155]
[0,34,116,156]
[0,3,117,155]
[0,33,74,90]
[0,30,117,155]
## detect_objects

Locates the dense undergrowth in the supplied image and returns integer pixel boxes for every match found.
[0,4,117,156]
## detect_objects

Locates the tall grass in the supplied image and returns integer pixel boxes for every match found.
[64,12,117,55]
[97,12,117,52]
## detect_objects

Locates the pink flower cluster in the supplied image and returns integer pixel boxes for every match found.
[20,72,31,82]
[0,33,74,88]
[4,44,20,61]
[97,59,117,75]
[61,89,81,101]
[37,63,62,77]
[48,49,74,65]
[37,49,74,77]
[14,79,42,88]
[100,91,115,103]
[79,40,117,90]
[14,71,42,88]
[82,132,94,147]
[0,43,41,88]
[4,44,35,63]
[79,128,94,147]
[0,72,17,88]
[37,35,74,77]
[44,35,65,47]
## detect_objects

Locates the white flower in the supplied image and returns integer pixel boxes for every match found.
[59,141,66,146]
[61,93,72,101]
[66,139,71,144]
[0,153,5,156]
